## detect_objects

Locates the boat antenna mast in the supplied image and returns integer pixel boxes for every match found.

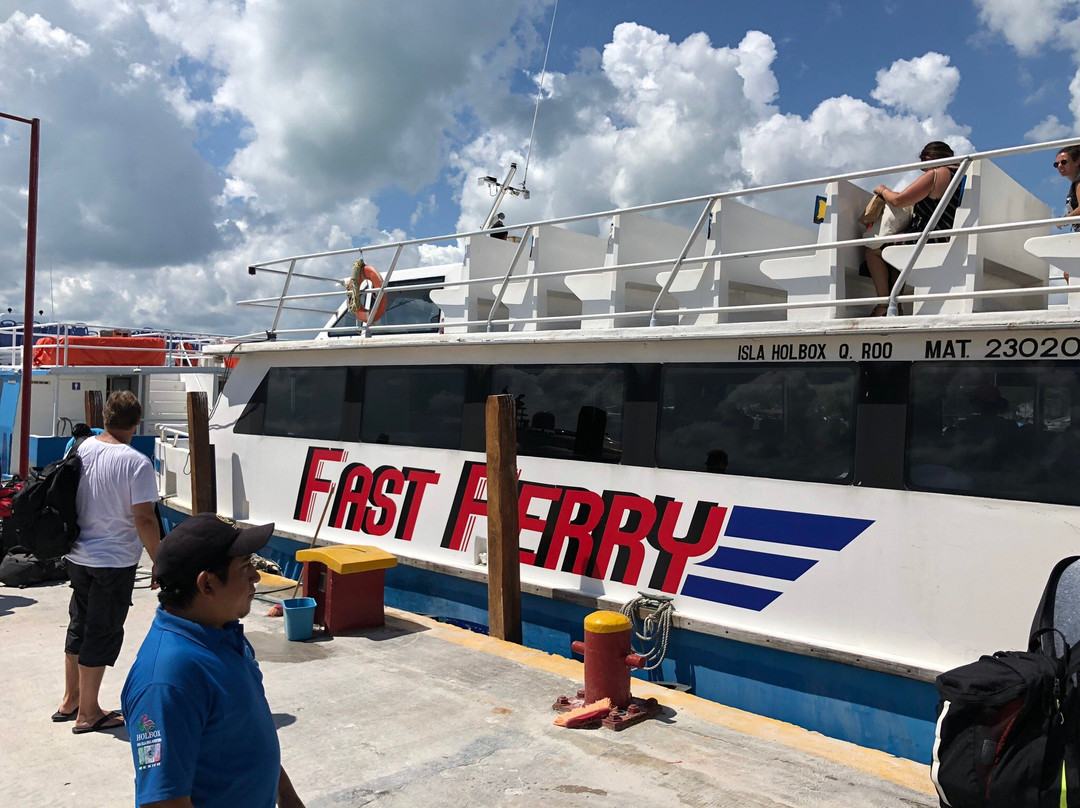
[477,0,558,230]
[479,163,530,230]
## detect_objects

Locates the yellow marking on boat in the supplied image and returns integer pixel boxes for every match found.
[387,606,935,798]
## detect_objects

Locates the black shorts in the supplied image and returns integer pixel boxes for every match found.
[65,562,137,667]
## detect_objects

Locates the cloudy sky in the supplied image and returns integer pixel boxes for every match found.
[0,0,1078,336]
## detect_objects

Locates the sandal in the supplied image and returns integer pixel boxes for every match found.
[870,304,888,317]
[72,710,124,735]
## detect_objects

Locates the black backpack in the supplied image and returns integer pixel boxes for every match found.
[1030,556,1080,808]
[931,557,1080,808]
[931,641,1067,807]
[0,548,67,587]
[8,438,87,561]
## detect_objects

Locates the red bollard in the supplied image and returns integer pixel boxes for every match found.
[570,611,646,709]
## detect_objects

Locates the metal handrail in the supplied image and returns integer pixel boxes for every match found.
[650,198,715,326]
[887,157,972,316]
[362,243,404,338]
[236,212,1075,337]
[230,280,1080,343]
[0,322,230,368]
[270,260,297,334]
[487,225,534,331]
[236,137,1080,338]
[156,424,189,447]
[246,136,1080,274]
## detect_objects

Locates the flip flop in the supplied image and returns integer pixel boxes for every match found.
[51,709,77,722]
[72,710,124,735]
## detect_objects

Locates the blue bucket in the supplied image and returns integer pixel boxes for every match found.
[282,597,317,641]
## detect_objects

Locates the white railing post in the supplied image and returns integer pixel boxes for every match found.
[650,199,714,327]
[362,244,403,338]
[487,226,534,332]
[270,259,298,334]
[236,138,1080,332]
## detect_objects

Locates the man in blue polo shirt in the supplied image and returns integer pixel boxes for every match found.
[121,513,305,808]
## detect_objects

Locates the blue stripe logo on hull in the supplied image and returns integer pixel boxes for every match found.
[724,506,872,550]
[685,506,873,611]
[697,546,817,580]
[681,576,782,611]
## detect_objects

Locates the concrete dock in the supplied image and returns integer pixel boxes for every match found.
[0,565,938,807]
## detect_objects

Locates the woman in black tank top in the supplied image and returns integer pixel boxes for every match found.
[864,141,961,316]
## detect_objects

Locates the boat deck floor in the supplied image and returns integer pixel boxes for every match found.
[1,562,936,807]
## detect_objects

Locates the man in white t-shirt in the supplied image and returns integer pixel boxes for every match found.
[53,391,161,735]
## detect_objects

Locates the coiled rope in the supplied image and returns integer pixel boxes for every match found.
[620,593,674,671]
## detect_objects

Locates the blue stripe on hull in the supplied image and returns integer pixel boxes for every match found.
[680,574,783,610]
[725,506,873,550]
[696,546,817,580]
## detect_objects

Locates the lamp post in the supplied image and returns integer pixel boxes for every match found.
[0,111,40,479]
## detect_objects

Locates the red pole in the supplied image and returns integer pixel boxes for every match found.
[0,111,38,478]
[18,118,40,478]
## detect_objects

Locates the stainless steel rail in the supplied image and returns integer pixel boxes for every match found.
[238,137,1080,339]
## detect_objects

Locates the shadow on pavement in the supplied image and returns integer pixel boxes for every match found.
[0,593,38,616]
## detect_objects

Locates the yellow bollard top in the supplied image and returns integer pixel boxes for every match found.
[584,610,631,634]
[295,545,397,574]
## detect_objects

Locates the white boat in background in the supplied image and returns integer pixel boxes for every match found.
[0,321,228,476]
[158,137,1080,763]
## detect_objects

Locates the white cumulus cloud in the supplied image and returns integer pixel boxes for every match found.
[0,11,91,58]
[0,6,987,337]
[871,53,960,118]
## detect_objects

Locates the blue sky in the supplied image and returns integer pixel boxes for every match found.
[0,0,1077,333]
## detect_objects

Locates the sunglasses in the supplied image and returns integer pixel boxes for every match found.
[1055,160,1071,168]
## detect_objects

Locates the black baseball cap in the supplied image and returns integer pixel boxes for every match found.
[156,512,275,588]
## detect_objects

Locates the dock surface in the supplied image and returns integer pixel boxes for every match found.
[1,566,937,807]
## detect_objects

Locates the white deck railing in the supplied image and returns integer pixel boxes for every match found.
[156,424,192,508]
[0,322,233,368]
[237,137,1080,340]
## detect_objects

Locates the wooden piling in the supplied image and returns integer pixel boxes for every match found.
[84,390,104,429]
[486,393,522,644]
[186,391,215,515]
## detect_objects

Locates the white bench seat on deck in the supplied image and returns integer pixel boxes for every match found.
[658,199,815,325]
[565,211,698,329]
[494,225,604,331]
[429,236,525,333]
[759,180,872,320]
[1024,232,1080,310]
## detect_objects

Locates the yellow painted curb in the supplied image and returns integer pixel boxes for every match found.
[385,607,935,798]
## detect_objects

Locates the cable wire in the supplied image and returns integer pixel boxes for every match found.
[521,0,559,189]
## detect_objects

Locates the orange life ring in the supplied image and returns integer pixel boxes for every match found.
[346,260,387,324]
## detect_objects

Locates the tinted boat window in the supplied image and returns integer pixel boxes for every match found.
[328,279,443,337]
[361,366,465,448]
[235,373,269,436]
[264,367,349,440]
[908,363,1080,505]
[657,365,857,483]
[491,365,625,463]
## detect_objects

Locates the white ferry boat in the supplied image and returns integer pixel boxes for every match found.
[161,138,1080,764]
[0,321,227,475]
